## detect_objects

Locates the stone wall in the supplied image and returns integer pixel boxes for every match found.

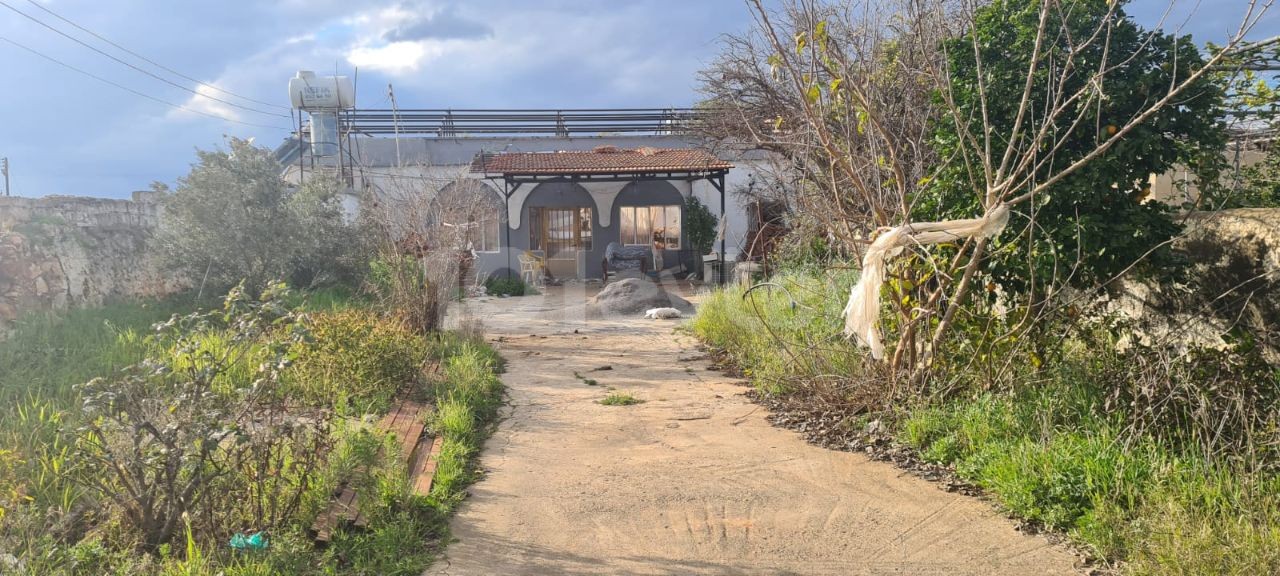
[0,192,186,331]
[1107,208,1280,364]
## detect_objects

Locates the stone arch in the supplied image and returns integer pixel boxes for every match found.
[431,179,505,252]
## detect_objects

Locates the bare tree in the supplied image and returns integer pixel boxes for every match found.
[361,168,502,333]
[704,0,1276,378]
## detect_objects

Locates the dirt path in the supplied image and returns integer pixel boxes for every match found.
[430,286,1081,575]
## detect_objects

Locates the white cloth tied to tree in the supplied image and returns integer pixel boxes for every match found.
[842,204,1011,360]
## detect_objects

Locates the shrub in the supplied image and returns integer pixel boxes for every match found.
[483,276,535,297]
[156,139,368,295]
[1101,342,1280,466]
[684,195,718,255]
[366,255,451,333]
[71,283,317,552]
[288,310,429,414]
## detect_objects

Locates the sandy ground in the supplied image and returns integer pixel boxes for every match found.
[428,283,1081,576]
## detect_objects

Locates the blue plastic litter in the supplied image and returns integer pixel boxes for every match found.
[229,531,269,551]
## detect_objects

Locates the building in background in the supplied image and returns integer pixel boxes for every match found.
[274,77,775,281]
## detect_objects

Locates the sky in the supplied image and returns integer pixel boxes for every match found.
[0,0,1275,199]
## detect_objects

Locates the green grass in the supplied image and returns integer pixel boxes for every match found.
[0,290,507,576]
[0,296,204,516]
[0,295,201,406]
[599,392,643,406]
[898,383,1280,572]
[692,270,1280,574]
[426,340,504,513]
[688,270,865,394]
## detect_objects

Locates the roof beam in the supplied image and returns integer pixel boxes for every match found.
[497,170,729,185]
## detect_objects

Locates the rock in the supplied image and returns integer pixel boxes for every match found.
[584,278,694,317]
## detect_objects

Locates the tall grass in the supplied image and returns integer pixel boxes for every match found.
[0,292,507,575]
[692,271,1280,574]
[428,340,504,511]
[0,297,198,406]
[689,270,864,394]
[0,297,202,515]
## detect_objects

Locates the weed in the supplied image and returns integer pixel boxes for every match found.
[600,392,643,406]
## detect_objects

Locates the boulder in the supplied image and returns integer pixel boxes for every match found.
[586,278,694,317]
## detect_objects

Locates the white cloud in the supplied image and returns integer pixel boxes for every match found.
[347,41,429,74]
[169,83,244,123]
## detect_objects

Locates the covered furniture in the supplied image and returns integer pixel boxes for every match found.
[602,242,648,281]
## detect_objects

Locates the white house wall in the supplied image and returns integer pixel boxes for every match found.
[578,182,628,227]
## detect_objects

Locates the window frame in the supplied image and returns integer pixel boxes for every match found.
[620,204,681,249]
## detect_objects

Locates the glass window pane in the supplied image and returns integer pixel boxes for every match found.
[483,215,499,251]
[635,206,651,245]
[579,208,592,251]
[548,209,572,257]
[650,206,665,248]
[620,206,635,245]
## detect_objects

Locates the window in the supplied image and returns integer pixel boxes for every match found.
[473,210,501,252]
[432,181,502,252]
[620,205,680,248]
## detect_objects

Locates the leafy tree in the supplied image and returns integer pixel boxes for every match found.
[1237,142,1280,207]
[918,0,1227,293]
[1212,44,1280,208]
[684,195,719,254]
[156,138,366,294]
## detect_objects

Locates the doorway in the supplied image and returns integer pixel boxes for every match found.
[530,206,593,279]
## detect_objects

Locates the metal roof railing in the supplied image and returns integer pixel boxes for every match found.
[334,108,708,137]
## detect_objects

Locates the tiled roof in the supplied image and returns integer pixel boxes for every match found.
[470,146,733,175]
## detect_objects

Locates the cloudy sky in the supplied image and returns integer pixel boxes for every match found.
[0,0,1274,199]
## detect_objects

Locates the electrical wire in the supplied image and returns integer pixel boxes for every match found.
[20,0,290,111]
[0,0,290,119]
[0,36,290,131]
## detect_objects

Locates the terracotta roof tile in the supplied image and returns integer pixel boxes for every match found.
[470,146,733,175]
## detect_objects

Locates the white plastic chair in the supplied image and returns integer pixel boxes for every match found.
[518,251,544,286]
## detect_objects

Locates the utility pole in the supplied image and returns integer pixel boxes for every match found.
[388,83,402,168]
[1,157,9,197]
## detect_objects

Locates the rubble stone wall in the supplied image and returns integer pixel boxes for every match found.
[1108,208,1280,364]
[0,192,186,332]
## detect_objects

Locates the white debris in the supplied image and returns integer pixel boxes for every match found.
[644,307,682,319]
[842,204,1010,360]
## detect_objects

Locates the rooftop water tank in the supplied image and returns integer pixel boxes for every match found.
[288,71,355,110]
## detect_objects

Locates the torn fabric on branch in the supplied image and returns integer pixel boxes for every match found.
[841,204,1011,360]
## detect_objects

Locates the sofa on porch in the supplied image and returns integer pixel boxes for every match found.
[602,242,649,281]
